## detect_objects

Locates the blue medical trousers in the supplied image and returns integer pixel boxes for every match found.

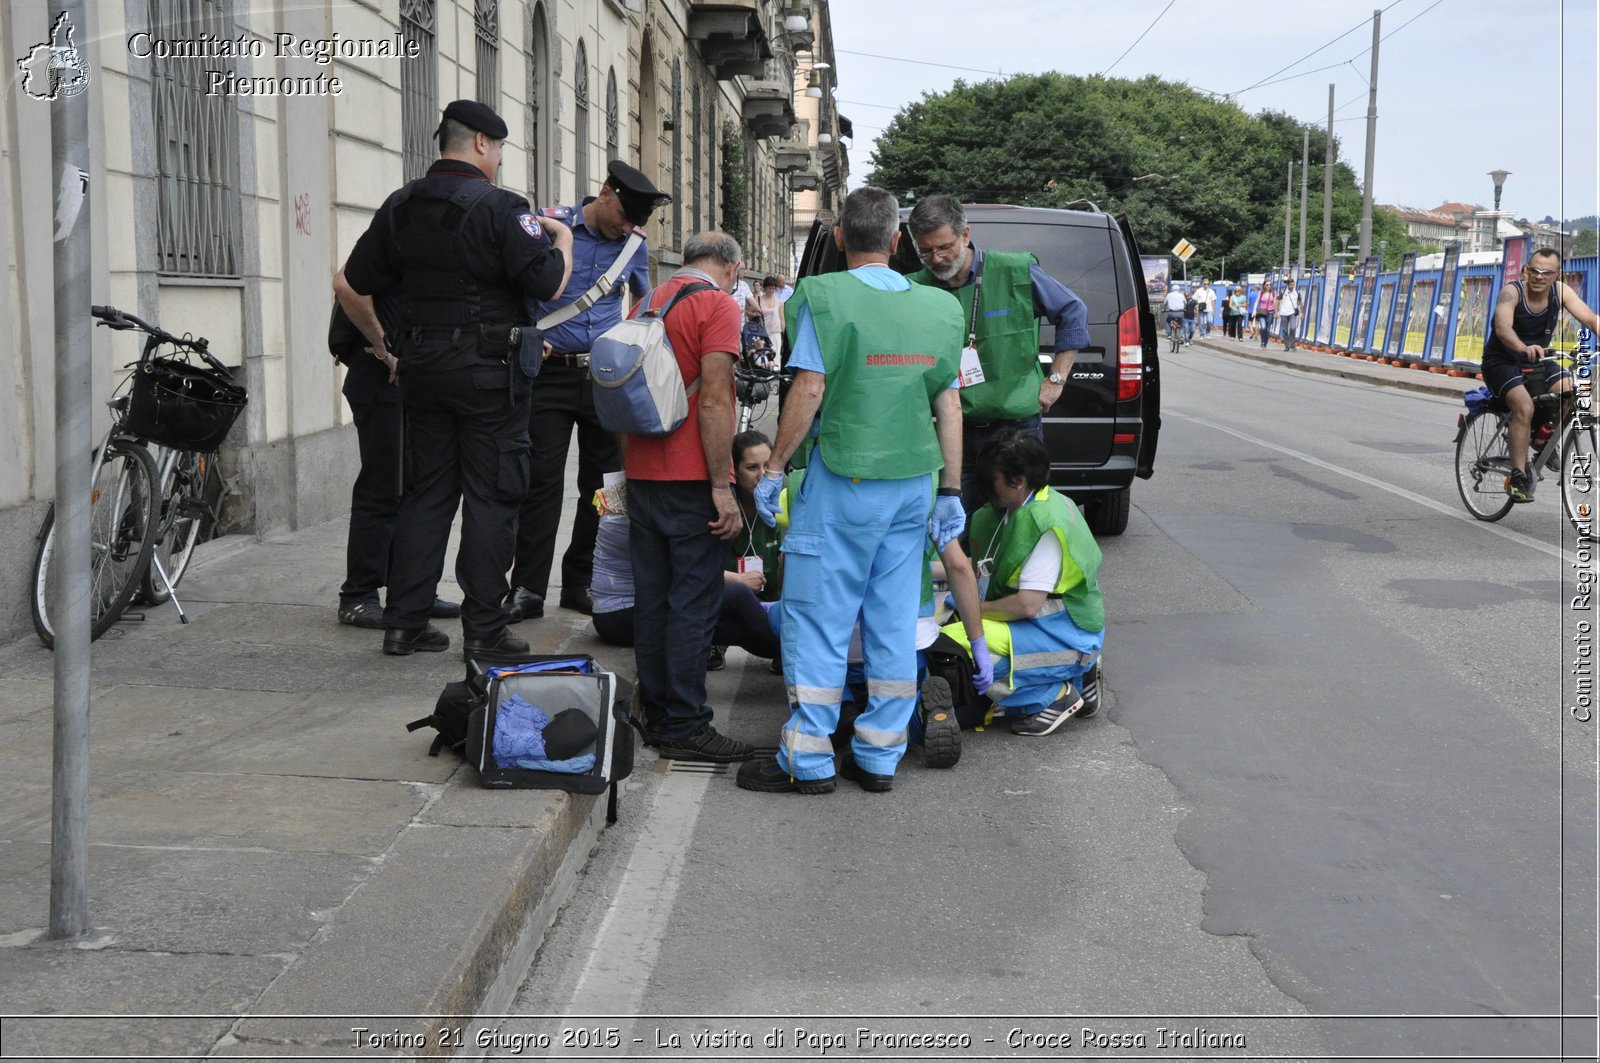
[778,456,931,780]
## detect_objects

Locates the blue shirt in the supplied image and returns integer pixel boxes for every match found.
[944,244,1090,353]
[536,199,652,352]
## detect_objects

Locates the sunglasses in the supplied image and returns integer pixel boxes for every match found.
[1526,267,1559,279]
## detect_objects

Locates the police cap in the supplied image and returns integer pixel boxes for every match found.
[606,160,671,225]
[435,99,509,141]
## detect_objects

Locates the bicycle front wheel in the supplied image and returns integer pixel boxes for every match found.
[140,450,214,605]
[1560,418,1598,540]
[31,438,160,647]
[1455,411,1515,522]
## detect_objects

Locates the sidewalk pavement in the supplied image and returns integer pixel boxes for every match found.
[1187,328,1481,399]
[0,343,1468,1059]
[0,514,629,1059]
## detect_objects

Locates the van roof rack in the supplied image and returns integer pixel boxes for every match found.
[1061,198,1103,214]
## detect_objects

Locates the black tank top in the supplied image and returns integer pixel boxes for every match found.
[1482,280,1561,364]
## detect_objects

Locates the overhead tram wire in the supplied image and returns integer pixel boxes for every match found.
[833,49,1003,78]
[1101,0,1179,78]
[1227,0,1441,97]
[1229,0,1407,98]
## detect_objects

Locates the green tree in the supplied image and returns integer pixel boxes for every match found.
[1573,227,1598,257]
[868,72,1405,274]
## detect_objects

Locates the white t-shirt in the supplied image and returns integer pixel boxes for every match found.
[1278,288,1300,316]
[1164,289,1186,312]
[1015,533,1064,591]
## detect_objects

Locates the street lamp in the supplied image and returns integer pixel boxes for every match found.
[1339,230,1351,255]
[1489,169,1510,214]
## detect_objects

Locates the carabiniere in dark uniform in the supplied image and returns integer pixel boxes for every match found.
[334,99,572,658]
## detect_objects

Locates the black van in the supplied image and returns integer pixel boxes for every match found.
[794,203,1160,535]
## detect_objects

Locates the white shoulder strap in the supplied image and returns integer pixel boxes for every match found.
[536,232,645,330]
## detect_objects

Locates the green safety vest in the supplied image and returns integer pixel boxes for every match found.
[726,503,783,601]
[968,486,1104,632]
[792,272,962,480]
[909,249,1041,421]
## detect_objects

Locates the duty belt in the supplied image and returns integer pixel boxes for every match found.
[545,351,590,368]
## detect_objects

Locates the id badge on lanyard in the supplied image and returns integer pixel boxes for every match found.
[957,267,987,389]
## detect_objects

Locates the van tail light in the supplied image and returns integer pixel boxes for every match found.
[1117,305,1143,401]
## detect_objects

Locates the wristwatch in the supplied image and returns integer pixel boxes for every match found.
[1047,371,1067,385]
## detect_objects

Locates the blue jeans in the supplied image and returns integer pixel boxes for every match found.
[627,479,726,740]
[1182,317,1195,342]
[961,413,1043,513]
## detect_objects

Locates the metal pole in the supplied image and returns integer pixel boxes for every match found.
[1322,84,1335,265]
[1283,161,1293,272]
[49,0,94,941]
[1298,129,1310,274]
[1357,9,1381,261]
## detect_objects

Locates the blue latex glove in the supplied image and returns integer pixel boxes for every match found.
[754,472,784,527]
[970,636,995,694]
[931,494,966,548]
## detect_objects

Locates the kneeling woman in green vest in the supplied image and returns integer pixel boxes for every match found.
[941,431,1105,736]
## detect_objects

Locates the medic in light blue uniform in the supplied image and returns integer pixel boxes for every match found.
[737,187,965,795]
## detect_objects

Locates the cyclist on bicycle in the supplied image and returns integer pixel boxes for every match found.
[1483,247,1600,502]
[1163,284,1186,341]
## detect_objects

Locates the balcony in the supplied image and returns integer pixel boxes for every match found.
[688,0,774,81]
[774,141,810,173]
[789,167,821,192]
[742,80,795,139]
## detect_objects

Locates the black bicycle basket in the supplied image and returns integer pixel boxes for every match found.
[124,356,248,451]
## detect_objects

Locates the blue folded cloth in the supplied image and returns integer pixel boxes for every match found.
[493,693,551,767]
[511,752,598,774]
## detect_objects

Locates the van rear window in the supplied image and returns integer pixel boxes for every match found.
[967,222,1121,324]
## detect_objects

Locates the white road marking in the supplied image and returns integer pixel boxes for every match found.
[566,767,713,1013]
[1171,410,1579,565]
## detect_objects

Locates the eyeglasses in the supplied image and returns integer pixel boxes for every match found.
[915,237,964,262]
[1526,267,1559,279]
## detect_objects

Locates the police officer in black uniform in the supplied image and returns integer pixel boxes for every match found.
[327,294,462,629]
[334,100,573,657]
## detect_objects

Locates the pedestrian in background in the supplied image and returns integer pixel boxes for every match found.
[1277,281,1301,350]
[1225,285,1247,340]
[333,99,572,658]
[1255,284,1277,348]
[508,161,668,623]
[757,275,786,353]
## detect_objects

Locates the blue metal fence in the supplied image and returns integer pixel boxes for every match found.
[1196,251,1599,367]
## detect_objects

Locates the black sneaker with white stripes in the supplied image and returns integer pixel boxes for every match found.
[1077,659,1102,719]
[1009,688,1086,736]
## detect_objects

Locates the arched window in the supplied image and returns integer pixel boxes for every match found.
[400,0,438,182]
[690,79,702,234]
[473,0,498,107]
[670,58,682,248]
[605,67,619,163]
[574,40,590,196]
[525,3,552,204]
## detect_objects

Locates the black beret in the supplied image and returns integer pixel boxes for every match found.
[606,159,671,224]
[435,99,508,140]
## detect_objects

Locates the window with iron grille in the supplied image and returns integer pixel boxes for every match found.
[670,58,682,248]
[690,79,702,234]
[525,3,551,204]
[574,41,590,197]
[148,0,241,277]
[401,0,438,182]
[474,0,498,108]
[605,67,619,163]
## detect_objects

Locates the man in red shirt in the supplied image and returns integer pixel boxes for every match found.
[626,232,751,762]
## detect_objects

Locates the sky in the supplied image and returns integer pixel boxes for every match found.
[828,0,1599,227]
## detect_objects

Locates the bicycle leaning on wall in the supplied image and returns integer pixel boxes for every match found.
[30,306,247,647]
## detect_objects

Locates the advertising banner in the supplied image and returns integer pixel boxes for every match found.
[1429,243,1462,361]
[1350,255,1381,351]
[1385,251,1417,356]
[1141,256,1171,301]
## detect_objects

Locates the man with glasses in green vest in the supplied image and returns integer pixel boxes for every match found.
[907,195,1090,512]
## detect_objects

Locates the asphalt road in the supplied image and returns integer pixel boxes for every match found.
[493,348,1595,1063]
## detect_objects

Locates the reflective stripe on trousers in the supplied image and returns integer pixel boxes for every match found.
[777,458,930,779]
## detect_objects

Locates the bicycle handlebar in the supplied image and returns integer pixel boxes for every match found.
[91,304,231,377]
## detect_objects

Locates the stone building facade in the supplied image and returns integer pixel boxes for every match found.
[0,0,841,643]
